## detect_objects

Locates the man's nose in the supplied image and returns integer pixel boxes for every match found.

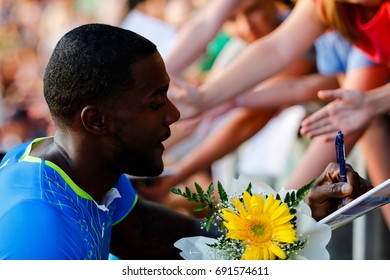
[165,99,181,125]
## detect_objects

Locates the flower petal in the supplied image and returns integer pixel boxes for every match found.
[269,244,286,259]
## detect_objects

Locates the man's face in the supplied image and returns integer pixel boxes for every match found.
[106,52,180,177]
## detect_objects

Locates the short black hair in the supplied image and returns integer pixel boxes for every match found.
[43,23,157,124]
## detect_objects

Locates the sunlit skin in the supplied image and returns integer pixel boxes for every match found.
[335,0,382,6]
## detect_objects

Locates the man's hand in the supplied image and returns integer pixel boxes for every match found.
[306,162,373,220]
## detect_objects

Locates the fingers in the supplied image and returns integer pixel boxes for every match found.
[310,162,366,203]
[300,121,339,140]
[310,182,351,203]
[345,164,373,198]
[311,162,353,203]
[307,161,372,220]
[301,113,350,141]
[168,78,204,120]
[315,162,339,185]
[306,181,351,220]
[175,116,203,130]
[300,106,338,140]
[317,89,344,101]
[170,77,202,102]
[300,89,347,138]
[300,100,342,137]
[301,115,330,129]
[170,76,186,89]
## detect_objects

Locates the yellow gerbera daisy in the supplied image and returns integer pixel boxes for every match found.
[221,191,296,260]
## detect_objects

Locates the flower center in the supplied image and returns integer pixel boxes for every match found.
[252,224,265,236]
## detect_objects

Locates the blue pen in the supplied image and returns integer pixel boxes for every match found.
[335,131,347,206]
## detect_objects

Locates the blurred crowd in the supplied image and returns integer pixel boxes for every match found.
[0,0,112,152]
[1,0,389,259]
[0,0,199,153]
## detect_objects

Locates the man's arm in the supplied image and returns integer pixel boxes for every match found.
[110,197,219,259]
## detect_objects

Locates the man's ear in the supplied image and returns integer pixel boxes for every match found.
[80,105,109,135]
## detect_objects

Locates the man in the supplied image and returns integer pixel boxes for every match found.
[0,24,371,260]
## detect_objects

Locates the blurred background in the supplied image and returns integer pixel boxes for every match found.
[0,0,388,260]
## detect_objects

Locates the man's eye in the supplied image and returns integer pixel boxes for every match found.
[151,93,166,110]
[151,101,164,110]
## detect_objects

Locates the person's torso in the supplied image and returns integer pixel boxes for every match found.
[0,138,137,259]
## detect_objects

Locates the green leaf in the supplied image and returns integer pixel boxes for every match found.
[207,183,214,197]
[284,192,291,204]
[194,204,208,212]
[171,186,200,203]
[245,183,253,194]
[292,178,316,208]
[217,181,228,203]
[291,191,296,201]
[203,218,211,231]
[290,191,296,207]
[170,188,182,196]
[185,186,192,198]
[195,183,206,201]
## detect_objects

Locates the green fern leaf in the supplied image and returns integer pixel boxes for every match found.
[217,181,228,203]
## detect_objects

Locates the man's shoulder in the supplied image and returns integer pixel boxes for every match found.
[0,141,31,166]
[0,140,76,217]
[0,199,85,259]
[0,142,43,209]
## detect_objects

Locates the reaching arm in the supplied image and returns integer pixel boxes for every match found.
[236,73,339,109]
[170,0,327,119]
[171,57,319,182]
[198,0,326,110]
[140,56,319,200]
[300,83,390,141]
[175,108,275,185]
[165,0,240,76]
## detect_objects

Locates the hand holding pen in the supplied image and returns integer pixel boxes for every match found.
[335,131,347,206]
[306,162,373,221]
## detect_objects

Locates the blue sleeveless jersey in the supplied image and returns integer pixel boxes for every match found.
[0,138,138,259]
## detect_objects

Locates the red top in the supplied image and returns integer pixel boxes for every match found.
[313,0,390,66]
[352,1,390,66]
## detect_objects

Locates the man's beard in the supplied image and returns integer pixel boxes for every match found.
[111,135,164,177]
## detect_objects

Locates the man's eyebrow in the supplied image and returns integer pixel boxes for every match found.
[151,84,170,95]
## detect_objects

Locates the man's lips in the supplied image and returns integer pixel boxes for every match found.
[160,129,171,143]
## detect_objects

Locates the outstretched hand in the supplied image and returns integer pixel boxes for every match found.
[306,162,372,220]
[168,77,204,120]
[300,89,372,141]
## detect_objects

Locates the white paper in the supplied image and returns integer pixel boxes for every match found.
[319,178,390,230]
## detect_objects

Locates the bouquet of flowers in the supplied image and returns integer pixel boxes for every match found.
[172,175,331,260]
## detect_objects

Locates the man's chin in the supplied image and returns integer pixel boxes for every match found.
[130,165,163,178]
